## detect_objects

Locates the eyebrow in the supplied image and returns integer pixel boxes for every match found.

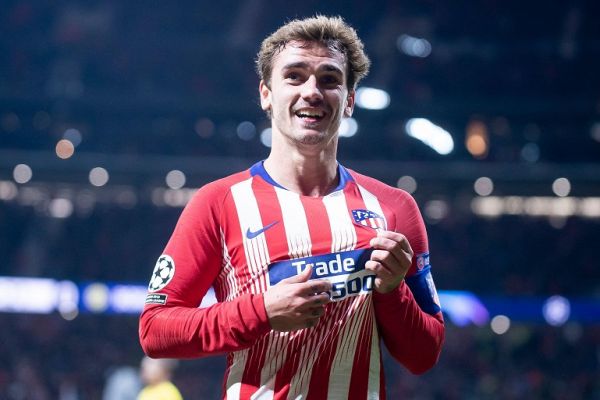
[282,62,343,75]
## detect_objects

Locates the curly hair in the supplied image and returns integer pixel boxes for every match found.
[256,15,370,90]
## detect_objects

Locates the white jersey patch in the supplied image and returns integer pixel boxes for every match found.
[148,255,175,292]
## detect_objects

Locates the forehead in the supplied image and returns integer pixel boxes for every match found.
[272,40,346,73]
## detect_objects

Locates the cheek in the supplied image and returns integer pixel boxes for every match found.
[271,91,295,114]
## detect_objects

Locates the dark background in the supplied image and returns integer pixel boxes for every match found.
[0,1,598,399]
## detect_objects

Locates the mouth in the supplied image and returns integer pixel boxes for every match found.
[294,108,326,124]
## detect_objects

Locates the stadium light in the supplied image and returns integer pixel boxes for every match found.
[355,87,390,110]
[405,118,454,155]
[338,117,358,137]
[397,34,432,58]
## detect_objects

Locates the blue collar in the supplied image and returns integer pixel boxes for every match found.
[250,160,353,193]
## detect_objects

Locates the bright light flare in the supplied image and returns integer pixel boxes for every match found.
[397,34,432,58]
[338,118,358,137]
[355,87,390,110]
[405,118,454,155]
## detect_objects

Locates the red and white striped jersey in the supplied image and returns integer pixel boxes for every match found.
[139,162,444,400]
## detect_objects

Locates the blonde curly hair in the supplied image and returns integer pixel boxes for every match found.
[256,15,370,90]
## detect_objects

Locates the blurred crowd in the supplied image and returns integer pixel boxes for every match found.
[0,199,599,398]
[1,1,599,398]
[0,312,598,399]
[2,1,600,163]
[1,200,597,297]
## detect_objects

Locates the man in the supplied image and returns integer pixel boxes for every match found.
[139,15,444,399]
[137,357,182,400]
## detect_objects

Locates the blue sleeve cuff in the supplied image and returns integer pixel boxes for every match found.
[405,265,442,315]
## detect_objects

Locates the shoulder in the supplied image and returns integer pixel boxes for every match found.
[178,169,251,225]
[348,168,425,234]
[348,169,415,206]
[185,170,251,209]
[194,170,251,199]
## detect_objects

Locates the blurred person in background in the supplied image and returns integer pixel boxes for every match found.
[103,366,142,400]
[139,15,444,399]
[137,357,182,400]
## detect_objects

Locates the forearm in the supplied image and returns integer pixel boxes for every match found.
[373,281,444,374]
[139,293,271,358]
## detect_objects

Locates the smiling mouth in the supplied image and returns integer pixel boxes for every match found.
[295,108,326,122]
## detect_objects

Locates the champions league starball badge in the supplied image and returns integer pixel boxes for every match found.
[148,255,175,292]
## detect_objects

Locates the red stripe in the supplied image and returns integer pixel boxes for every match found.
[305,299,350,399]
[348,302,374,399]
[301,197,332,255]
[252,177,288,266]
[238,178,289,395]
[274,332,304,398]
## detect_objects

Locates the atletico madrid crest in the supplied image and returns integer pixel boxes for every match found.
[351,209,386,230]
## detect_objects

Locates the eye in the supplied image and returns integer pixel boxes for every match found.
[286,72,303,83]
[320,75,341,86]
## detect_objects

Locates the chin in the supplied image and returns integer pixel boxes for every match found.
[295,130,333,146]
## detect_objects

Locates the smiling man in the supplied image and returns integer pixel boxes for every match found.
[139,15,444,399]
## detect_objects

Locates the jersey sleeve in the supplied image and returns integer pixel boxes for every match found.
[138,180,271,359]
[354,174,444,374]
[374,189,444,374]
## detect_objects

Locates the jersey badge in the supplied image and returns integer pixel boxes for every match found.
[351,209,385,230]
[416,252,430,271]
[148,255,175,292]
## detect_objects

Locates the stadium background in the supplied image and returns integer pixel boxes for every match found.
[1,1,599,398]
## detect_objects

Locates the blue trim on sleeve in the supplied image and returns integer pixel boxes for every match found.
[405,266,442,315]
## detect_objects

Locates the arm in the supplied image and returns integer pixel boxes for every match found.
[369,192,444,374]
[138,180,333,358]
[138,182,272,358]
[373,281,444,374]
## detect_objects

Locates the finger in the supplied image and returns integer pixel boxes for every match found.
[365,260,394,278]
[280,265,313,284]
[298,279,332,296]
[371,230,413,255]
[370,249,408,274]
[308,307,325,318]
[308,292,331,305]
[370,236,413,264]
[296,293,330,312]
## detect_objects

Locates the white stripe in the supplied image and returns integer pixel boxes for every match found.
[327,296,370,398]
[226,350,249,400]
[322,191,357,253]
[231,178,270,294]
[357,185,388,231]
[250,376,275,400]
[258,331,289,399]
[218,229,239,301]
[288,324,328,400]
[367,309,381,400]
[274,187,312,259]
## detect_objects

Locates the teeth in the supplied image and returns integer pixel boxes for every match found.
[296,109,324,118]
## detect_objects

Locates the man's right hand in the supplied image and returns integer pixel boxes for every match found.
[263,266,332,331]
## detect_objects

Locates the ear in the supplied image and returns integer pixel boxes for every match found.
[344,89,355,117]
[259,80,272,113]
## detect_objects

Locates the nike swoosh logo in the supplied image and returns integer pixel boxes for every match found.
[246,221,279,239]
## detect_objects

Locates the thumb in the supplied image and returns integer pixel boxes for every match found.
[281,265,312,284]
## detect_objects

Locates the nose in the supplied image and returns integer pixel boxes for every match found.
[301,75,323,104]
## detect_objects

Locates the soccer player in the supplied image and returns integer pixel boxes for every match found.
[139,15,444,399]
[137,357,182,400]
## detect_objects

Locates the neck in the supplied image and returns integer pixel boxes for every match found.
[264,141,339,197]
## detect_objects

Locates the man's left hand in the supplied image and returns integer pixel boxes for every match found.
[366,230,414,294]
